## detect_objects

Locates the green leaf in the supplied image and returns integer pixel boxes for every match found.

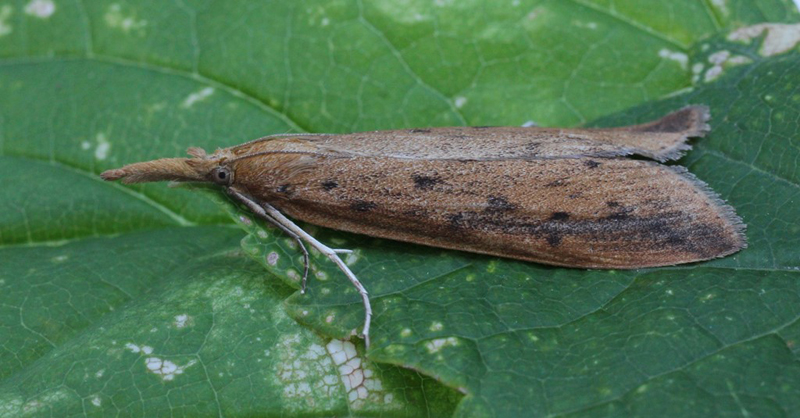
[1,0,799,416]
[0,228,459,416]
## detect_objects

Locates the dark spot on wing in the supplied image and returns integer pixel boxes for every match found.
[447,213,465,228]
[546,234,562,247]
[584,160,601,169]
[486,196,517,212]
[550,212,570,221]
[665,234,686,247]
[321,180,338,191]
[606,201,620,208]
[350,200,377,212]
[412,174,443,190]
[276,184,292,194]
[525,142,541,151]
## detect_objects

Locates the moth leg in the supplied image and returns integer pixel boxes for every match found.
[284,233,310,293]
[229,190,311,292]
[228,188,373,348]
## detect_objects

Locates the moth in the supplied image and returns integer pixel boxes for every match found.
[101,105,746,347]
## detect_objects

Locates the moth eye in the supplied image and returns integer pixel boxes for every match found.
[213,167,232,185]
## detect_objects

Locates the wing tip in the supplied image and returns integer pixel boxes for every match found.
[669,166,748,257]
[637,105,712,162]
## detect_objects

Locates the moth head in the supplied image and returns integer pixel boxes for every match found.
[100,147,231,185]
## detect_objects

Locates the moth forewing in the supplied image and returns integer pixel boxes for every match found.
[100,105,746,349]
[233,154,745,269]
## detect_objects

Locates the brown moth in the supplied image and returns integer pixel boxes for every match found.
[100,105,746,347]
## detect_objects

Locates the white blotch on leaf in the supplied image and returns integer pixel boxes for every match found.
[80,141,91,150]
[454,96,467,108]
[425,337,460,353]
[125,343,153,354]
[94,133,111,160]
[345,250,360,266]
[51,255,68,262]
[400,328,412,337]
[104,4,147,33]
[326,340,393,409]
[703,50,751,82]
[181,87,215,108]
[90,396,101,407]
[429,321,443,331]
[18,390,68,414]
[691,63,704,84]
[273,335,340,409]
[174,314,190,328]
[658,49,688,69]
[325,314,334,323]
[267,252,279,266]
[728,23,800,57]
[24,0,55,18]
[0,6,14,37]
[95,369,104,378]
[145,357,197,381]
[0,395,23,415]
